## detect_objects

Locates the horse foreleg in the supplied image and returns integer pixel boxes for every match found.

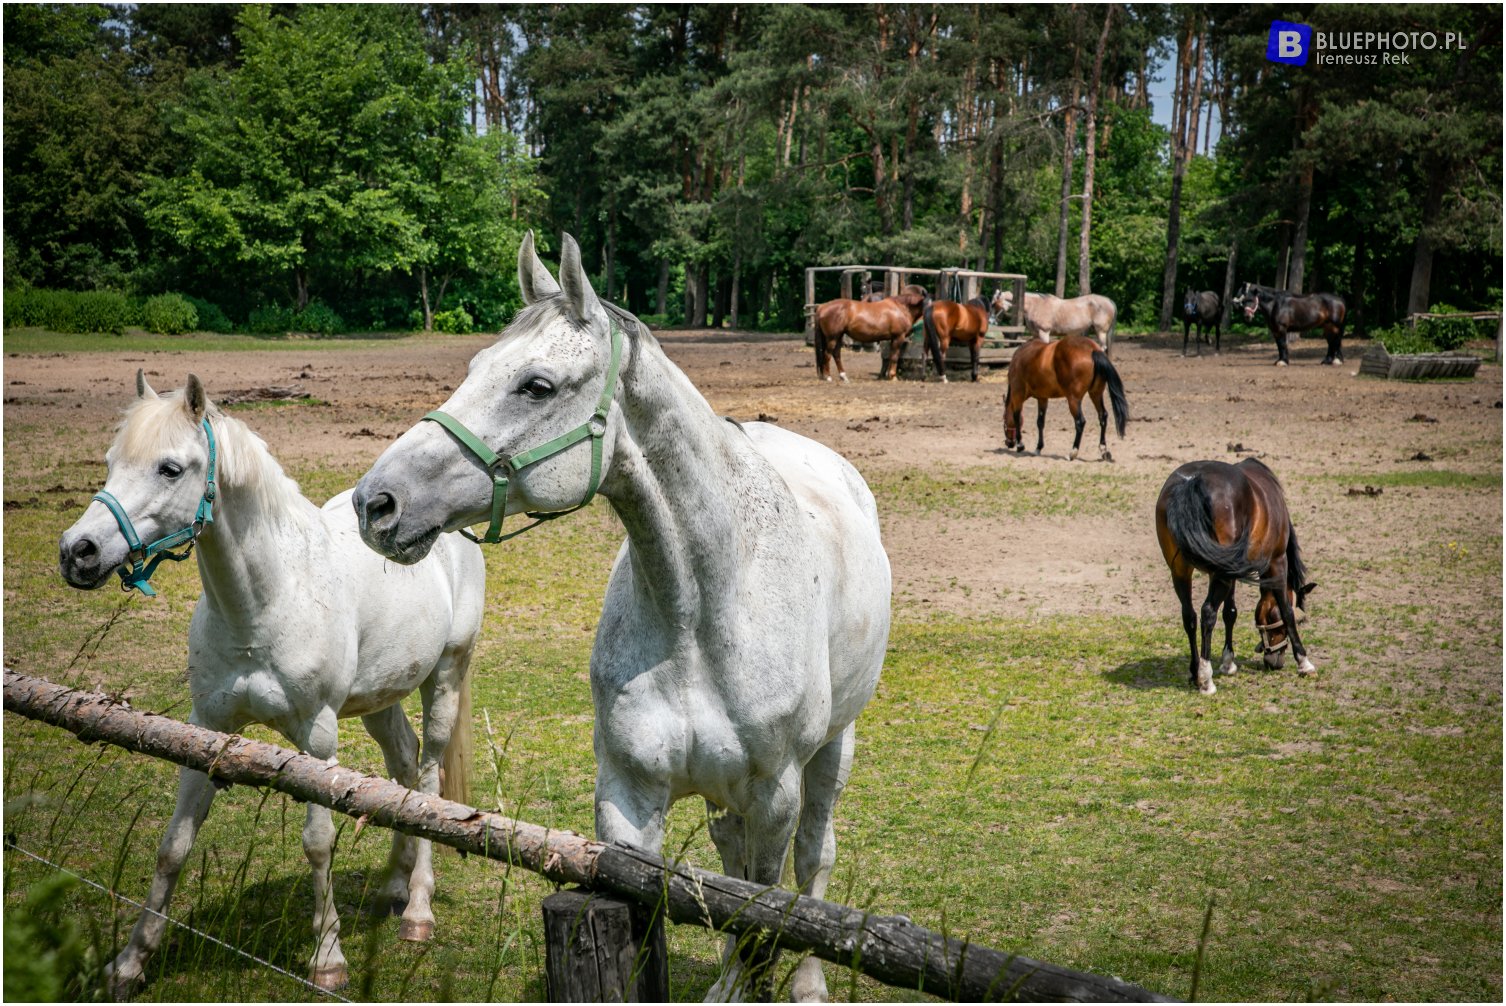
[832,338,849,383]
[1214,321,1222,355]
[1198,578,1235,695]
[885,335,906,382]
[1067,396,1086,461]
[790,725,855,1002]
[707,764,802,1003]
[1273,326,1290,366]
[292,708,348,990]
[362,705,421,920]
[1268,570,1316,675]
[105,763,218,998]
[1035,398,1048,455]
[969,340,981,382]
[1322,324,1342,365]
[1182,321,1192,357]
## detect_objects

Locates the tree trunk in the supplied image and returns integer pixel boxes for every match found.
[418,267,433,332]
[1288,159,1313,294]
[1220,235,1239,331]
[295,269,309,312]
[1078,5,1113,297]
[1055,18,1082,297]
[1351,233,1367,336]
[656,260,669,316]
[1158,17,1196,330]
[1407,168,1448,315]
[729,250,741,329]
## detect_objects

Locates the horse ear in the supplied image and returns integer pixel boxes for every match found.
[184,374,208,422]
[517,230,561,305]
[136,369,158,400]
[557,232,603,326]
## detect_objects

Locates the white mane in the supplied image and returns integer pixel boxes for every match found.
[112,392,305,519]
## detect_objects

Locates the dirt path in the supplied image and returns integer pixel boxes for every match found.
[6,330,1501,621]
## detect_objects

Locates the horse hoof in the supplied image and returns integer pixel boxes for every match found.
[105,962,144,1001]
[1298,656,1316,676]
[1275,360,1287,367]
[839,373,849,384]
[1220,654,1236,674]
[1069,448,1079,461]
[940,375,949,384]
[822,376,832,383]
[1196,659,1215,694]
[1100,449,1113,463]
[311,965,349,991]
[398,918,434,942]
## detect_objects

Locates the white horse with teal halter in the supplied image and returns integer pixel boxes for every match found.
[353,232,892,1002]
[57,373,486,995]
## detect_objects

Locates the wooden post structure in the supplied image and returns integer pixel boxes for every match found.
[542,889,668,1002]
[3,672,1177,1003]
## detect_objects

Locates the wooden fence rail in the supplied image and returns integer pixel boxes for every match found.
[4,671,1176,1003]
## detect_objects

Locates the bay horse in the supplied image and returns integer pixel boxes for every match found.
[921,296,991,382]
[1232,282,1347,366]
[1154,458,1317,695]
[992,289,1117,354]
[58,373,486,995]
[1181,288,1222,356]
[1003,333,1128,460]
[814,284,928,382]
[353,232,891,1002]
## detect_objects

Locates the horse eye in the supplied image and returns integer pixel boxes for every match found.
[159,461,183,479]
[521,377,555,399]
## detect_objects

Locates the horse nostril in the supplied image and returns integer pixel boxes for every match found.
[361,491,399,532]
[71,537,98,561]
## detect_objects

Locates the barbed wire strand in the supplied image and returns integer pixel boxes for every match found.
[7,842,353,1002]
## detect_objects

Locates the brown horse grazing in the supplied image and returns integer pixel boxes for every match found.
[921,297,991,382]
[814,285,928,382]
[1003,334,1127,460]
[1155,458,1317,695]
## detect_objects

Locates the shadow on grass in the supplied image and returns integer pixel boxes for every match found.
[1102,655,1191,691]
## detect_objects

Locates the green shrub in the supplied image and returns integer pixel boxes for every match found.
[185,295,234,333]
[432,307,475,334]
[1375,325,1439,354]
[1,288,132,334]
[245,304,297,334]
[295,300,345,335]
[3,874,104,1002]
[1415,303,1485,352]
[140,293,199,335]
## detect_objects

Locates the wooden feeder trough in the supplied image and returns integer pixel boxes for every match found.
[802,265,1032,379]
[1359,343,1482,381]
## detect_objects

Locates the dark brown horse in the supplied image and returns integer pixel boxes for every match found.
[921,297,991,382]
[1232,282,1347,366]
[1003,334,1127,460]
[1155,458,1317,694]
[814,285,928,382]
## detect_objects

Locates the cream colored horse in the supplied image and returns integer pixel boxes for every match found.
[353,232,892,1002]
[994,288,1117,353]
[59,375,485,995]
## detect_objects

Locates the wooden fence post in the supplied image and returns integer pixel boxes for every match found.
[543,889,668,1002]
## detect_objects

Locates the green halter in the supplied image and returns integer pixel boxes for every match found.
[92,417,218,597]
[421,318,623,544]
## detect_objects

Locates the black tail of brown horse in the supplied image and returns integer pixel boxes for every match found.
[1091,350,1129,436]
[1162,473,1262,583]
[922,300,942,371]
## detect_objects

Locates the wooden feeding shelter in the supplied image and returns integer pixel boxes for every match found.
[802,264,1032,378]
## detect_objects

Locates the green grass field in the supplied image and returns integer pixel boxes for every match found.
[3,338,1501,1001]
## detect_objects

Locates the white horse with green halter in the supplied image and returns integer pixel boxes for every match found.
[353,232,892,1002]
[57,373,486,996]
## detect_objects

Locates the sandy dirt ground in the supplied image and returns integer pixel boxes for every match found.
[5,329,1501,623]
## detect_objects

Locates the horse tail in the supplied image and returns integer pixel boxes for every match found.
[814,316,830,377]
[1092,350,1129,437]
[440,662,474,804]
[1164,474,1262,584]
[1286,521,1310,595]
[922,301,942,363]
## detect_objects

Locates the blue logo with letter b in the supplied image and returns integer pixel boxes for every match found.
[1266,20,1311,66]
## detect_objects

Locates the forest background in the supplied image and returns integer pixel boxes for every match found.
[3,3,1500,336]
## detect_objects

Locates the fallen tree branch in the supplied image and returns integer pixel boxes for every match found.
[4,671,1176,1003]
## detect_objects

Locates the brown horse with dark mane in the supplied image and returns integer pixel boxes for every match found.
[921,297,991,382]
[814,285,928,382]
[1155,458,1317,694]
[1003,334,1127,460]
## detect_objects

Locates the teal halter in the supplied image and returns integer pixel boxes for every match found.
[421,318,623,544]
[92,417,218,596]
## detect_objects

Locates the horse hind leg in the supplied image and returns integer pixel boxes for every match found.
[1220,590,1238,674]
[1090,387,1111,461]
[1172,571,1200,691]
[832,337,849,383]
[1198,579,1235,695]
[1067,396,1086,461]
[1035,398,1048,455]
